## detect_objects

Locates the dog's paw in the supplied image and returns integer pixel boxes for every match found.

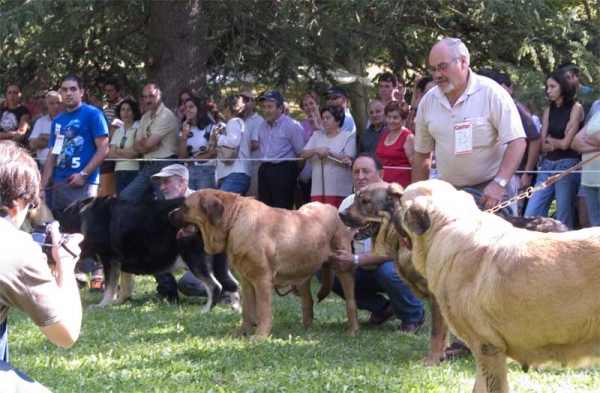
[346,326,360,336]
[249,333,269,342]
[229,327,249,337]
[423,355,444,366]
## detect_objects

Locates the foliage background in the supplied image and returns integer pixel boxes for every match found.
[1,0,598,123]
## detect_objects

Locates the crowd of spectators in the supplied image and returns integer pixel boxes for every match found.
[1,36,599,333]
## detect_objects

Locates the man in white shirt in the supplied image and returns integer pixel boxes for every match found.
[333,152,425,332]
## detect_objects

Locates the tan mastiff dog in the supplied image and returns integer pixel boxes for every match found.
[340,181,569,366]
[397,179,600,392]
[169,189,359,340]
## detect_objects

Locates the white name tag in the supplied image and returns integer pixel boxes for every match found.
[52,135,64,155]
[364,238,371,253]
[454,121,473,155]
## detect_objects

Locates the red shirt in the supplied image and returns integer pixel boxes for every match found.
[375,127,412,188]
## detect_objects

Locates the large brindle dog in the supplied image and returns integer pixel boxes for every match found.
[169,189,359,340]
[59,196,239,312]
[352,180,600,392]
[340,181,569,367]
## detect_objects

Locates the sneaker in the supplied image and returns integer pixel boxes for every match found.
[90,278,105,293]
[397,312,426,334]
[368,303,396,326]
[75,273,88,288]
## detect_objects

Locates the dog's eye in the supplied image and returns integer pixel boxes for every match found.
[360,197,370,205]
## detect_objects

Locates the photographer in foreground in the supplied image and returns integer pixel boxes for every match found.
[0,141,83,391]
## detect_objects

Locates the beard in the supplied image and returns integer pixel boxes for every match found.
[438,81,456,94]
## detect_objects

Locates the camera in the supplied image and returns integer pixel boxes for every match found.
[30,221,70,263]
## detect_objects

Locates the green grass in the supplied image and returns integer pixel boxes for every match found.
[8,275,600,392]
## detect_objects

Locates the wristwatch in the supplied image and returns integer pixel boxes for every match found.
[79,170,89,179]
[493,176,507,188]
[353,254,360,269]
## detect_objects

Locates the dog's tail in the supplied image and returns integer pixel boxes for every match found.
[317,261,334,302]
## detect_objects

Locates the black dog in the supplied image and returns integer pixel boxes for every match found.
[59,196,239,312]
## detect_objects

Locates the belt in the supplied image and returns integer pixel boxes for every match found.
[262,160,295,167]
[145,155,178,165]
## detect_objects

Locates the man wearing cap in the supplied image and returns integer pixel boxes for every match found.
[256,90,306,209]
[239,90,264,198]
[120,83,179,202]
[325,86,356,133]
[150,164,197,301]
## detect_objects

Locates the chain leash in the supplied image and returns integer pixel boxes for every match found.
[485,151,600,215]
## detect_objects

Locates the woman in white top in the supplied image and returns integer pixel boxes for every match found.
[210,95,252,195]
[179,96,219,190]
[300,105,356,208]
[108,99,141,195]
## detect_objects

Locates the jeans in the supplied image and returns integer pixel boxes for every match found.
[327,261,424,323]
[115,170,139,196]
[524,158,580,229]
[0,360,50,392]
[189,165,217,190]
[584,186,600,227]
[219,172,251,195]
[155,273,178,299]
[177,271,207,297]
[120,159,176,202]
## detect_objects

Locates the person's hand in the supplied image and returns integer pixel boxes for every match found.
[480,182,505,210]
[315,147,329,158]
[520,173,533,190]
[341,157,352,166]
[308,109,322,129]
[50,222,83,271]
[329,249,354,271]
[110,118,123,132]
[66,173,86,188]
[182,121,191,140]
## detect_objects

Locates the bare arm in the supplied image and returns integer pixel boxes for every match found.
[40,153,57,201]
[539,108,552,154]
[403,134,415,164]
[571,123,599,154]
[39,227,83,348]
[494,138,526,182]
[68,136,110,188]
[411,151,432,183]
[29,134,50,150]
[520,137,541,190]
[547,104,585,150]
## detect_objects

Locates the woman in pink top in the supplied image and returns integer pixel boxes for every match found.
[375,101,414,188]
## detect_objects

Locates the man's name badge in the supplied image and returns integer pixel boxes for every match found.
[454,121,473,155]
[52,135,65,155]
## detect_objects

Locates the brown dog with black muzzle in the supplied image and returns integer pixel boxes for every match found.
[169,189,359,340]
[340,180,569,367]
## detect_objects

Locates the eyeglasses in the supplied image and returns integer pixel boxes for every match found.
[326,95,342,101]
[428,58,460,75]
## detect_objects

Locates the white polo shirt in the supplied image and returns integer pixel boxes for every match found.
[415,69,525,188]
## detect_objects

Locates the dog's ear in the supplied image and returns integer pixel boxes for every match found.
[388,183,404,200]
[199,194,224,226]
[403,198,430,236]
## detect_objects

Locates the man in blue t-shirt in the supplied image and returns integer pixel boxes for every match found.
[40,74,109,292]
[41,74,109,212]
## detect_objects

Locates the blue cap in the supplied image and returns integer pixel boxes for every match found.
[258,90,284,106]
[325,86,348,98]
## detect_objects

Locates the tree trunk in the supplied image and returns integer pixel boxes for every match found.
[344,56,369,135]
[146,0,206,110]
